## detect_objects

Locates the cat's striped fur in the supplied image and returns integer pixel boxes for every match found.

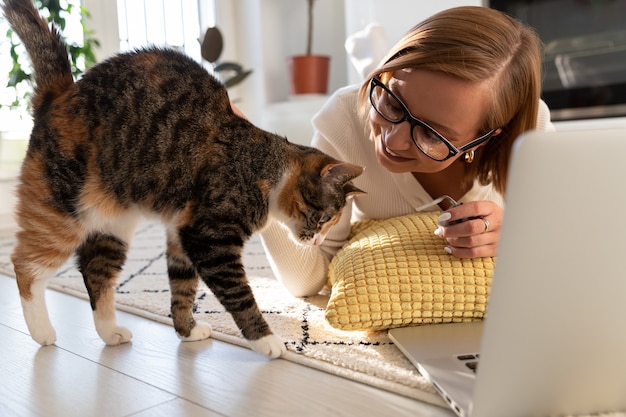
[3,0,364,358]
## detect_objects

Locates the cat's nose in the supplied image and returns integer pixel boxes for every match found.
[312,233,326,246]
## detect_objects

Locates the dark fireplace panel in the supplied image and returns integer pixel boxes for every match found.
[489,0,626,121]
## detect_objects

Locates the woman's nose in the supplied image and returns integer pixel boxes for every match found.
[369,108,413,151]
[382,123,413,151]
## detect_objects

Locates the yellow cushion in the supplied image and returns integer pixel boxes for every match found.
[325,212,494,331]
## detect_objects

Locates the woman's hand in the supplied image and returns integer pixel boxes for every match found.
[434,200,502,258]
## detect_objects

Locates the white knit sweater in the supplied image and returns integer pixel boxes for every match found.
[260,85,555,297]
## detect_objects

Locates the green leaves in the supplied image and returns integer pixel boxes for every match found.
[2,1,100,109]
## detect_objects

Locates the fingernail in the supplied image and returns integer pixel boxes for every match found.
[438,212,452,224]
[434,226,444,237]
[444,246,452,254]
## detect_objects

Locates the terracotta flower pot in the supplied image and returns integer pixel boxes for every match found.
[287,55,330,95]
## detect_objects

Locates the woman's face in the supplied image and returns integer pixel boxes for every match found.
[369,68,492,174]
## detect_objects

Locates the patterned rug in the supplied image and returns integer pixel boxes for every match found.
[4,223,626,417]
[0,221,444,408]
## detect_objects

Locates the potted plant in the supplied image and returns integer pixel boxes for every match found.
[200,26,252,89]
[287,0,330,95]
[2,0,99,110]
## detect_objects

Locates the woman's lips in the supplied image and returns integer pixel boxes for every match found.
[381,140,413,162]
[385,147,401,157]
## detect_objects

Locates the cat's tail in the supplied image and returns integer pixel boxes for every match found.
[2,0,74,100]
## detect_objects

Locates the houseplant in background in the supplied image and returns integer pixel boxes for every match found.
[200,26,253,89]
[1,0,99,173]
[2,0,99,110]
[287,0,330,95]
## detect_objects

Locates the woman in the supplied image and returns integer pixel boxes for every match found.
[260,6,554,297]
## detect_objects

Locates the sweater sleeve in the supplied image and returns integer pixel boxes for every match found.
[258,221,331,297]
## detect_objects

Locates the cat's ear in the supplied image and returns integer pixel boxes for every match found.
[343,182,366,198]
[321,162,364,182]
[321,162,366,195]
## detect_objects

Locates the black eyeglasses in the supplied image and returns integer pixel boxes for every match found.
[369,77,497,162]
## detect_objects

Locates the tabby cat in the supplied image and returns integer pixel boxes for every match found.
[3,0,364,358]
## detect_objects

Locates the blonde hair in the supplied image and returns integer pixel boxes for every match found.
[359,6,543,195]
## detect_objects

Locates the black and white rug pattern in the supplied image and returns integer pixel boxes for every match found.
[0,221,441,406]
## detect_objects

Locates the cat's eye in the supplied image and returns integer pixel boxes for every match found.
[318,213,331,226]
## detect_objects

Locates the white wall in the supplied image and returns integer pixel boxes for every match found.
[343,0,484,84]
[218,0,349,124]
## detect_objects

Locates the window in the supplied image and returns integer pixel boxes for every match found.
[116,0,215,63]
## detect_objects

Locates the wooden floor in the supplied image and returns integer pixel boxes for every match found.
[0,174,454,417]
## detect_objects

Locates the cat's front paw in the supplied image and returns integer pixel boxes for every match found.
[249,334,286,359]
[101,326,133,345]
[94,315,133,345]
[177,322,212,342]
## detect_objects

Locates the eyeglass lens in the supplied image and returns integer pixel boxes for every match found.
[370,82,452,161]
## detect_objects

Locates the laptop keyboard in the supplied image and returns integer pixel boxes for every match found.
[457,353,479,373]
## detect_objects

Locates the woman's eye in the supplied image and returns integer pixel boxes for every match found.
[417,126,441,144]
[382,99,401,116]
[425,132,441,144]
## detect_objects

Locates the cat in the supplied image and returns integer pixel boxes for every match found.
[3,0,364,358]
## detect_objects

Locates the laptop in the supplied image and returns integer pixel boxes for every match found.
[389,127,626,417]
